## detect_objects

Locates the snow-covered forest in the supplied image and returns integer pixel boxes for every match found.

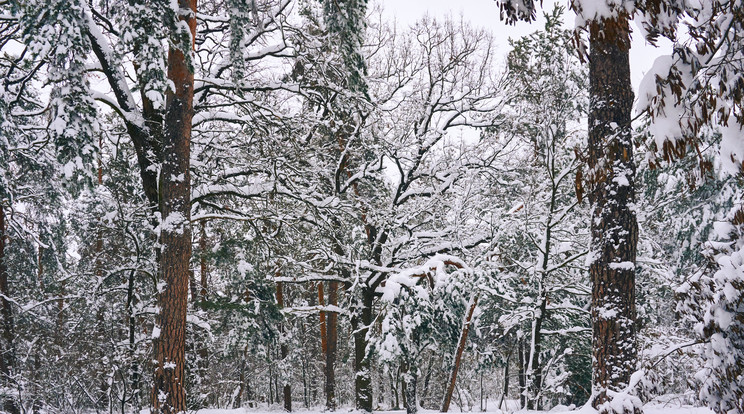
[0,0,742,413]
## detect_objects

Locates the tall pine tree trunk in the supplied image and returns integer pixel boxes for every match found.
[33,246,43,414]
[151,0,196,411]
[526,170,559,411]
[587,15,640,414]
[389,369,400,410]
[0,204,19,414]
[420,357,434,407]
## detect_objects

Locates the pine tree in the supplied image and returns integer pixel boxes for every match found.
[498,3,642,411]
[317,0,372,408]
[583,11,640,411]
[151,0,197,412]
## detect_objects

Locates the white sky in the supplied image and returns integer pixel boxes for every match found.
[379,0,673,93]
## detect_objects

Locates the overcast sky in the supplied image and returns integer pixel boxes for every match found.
[379,0,673,93]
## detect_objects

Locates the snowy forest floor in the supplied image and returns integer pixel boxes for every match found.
[190,403,713,414]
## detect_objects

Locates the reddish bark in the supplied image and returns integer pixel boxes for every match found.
[151,0,196,412]
[325,281,338,410]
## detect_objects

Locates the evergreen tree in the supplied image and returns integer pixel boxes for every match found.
[581,7,640,414]
[151,0,197,411]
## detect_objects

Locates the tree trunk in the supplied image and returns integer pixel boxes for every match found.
[95,142,110,410]
[276,282,292,412]
[194,223,209,399]
[302,350,309,408]
[420,357,434,407]
[390,369,400,410]
[235,344,251,408]
[325,281,338,410]
[310,365,318,406]
[246,378,254,408]
[269,366,274,404]
[126,269,141,410]
[442,294,479,412]
[401,370,407,410]
[282,354,291,410]
[587,15,640,414]
[498,351,509,411]
[32,351,41,414]
[0,205,19,414]
[235,356,245,409]
[479,370,484,412]
[404,363,418,414]
[56,278,65,345]
[525,166,559,410]
[275,369,281,405]
[317,282,326,408]
[526,294,547,410]
[352,286,374,412]
[188,265,198,303]
[151,0,196,411]
[518,339,526,409]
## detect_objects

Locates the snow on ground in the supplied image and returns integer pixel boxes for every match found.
[191,403,713,414]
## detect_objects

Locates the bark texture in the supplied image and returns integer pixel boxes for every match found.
[151,0,196,412]
[587,16,640,414]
